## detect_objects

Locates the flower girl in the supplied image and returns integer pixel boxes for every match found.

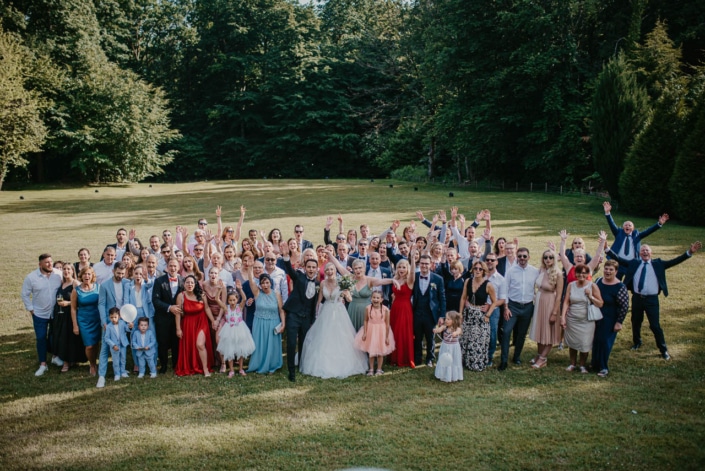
[433,311,463,382]
[354,291,395,376]
[217,282,255,377]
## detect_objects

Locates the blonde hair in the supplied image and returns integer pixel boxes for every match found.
[395,259,410,279]
[542,250,561,286]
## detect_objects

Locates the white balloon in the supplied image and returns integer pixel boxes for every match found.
[120,304,138,323]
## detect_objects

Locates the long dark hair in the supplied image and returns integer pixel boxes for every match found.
[184,275,203,302]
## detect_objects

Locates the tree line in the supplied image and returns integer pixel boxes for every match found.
[1,1,703,223]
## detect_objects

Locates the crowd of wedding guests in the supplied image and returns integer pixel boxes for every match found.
[21,203,701,386]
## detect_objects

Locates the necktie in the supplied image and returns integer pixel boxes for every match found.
[637,262,648,292]
[625,235,631,256]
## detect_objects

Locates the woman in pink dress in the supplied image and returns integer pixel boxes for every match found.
[389,256,416,368]
[175,275,215,376]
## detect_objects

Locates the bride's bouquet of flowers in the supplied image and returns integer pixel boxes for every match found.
[337,274,355,291]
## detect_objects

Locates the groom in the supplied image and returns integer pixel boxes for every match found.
[280,242,320,382]
[413,254,446,367]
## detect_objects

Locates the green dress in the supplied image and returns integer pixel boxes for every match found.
[347,283,372,331]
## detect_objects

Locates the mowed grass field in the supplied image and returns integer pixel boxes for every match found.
[1,179,703,470]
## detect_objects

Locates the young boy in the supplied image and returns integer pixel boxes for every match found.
[131,317,157,378]
[103,307,132,381]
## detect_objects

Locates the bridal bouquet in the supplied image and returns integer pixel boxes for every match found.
[337,274,355,291]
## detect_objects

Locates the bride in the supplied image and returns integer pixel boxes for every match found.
[300,254,369,379]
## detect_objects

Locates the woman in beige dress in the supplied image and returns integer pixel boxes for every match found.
[528,249,563,369]
[561,264,603,373]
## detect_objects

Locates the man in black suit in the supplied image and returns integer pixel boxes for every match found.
[294,224,313,252]
[607,241,701,360]
[413,253,446,367]
[280,243,320,382]
[151,258,184,373]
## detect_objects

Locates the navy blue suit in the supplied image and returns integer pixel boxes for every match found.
[412,272,446,364]
[608,248,691,353]
[605,214,662,276]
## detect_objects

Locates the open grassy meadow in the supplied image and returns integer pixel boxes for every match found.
[1,179,703,470]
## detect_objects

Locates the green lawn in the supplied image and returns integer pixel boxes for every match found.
[1,179,703,470]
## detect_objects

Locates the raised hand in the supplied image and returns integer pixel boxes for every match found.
[458,214,466,225]
[259,230,266,240]
[279,241,289,256]
[658,213,670,225]
[431,213,439,226]
[325,216,333,228]
[204,228,215,242]
[129,228,136,240]
[416,210,424,221]
[482,228,491,240]
[391,220,400,232]
[450,206,458,219]
[598,230,607,242]
[483,210,491,221]
[240,205,246,217]
[691,241,702,254]
[476,210,485,222]
[216,205,221,218]
[439,210,447,223]
[547,241,556,251]
[603,201,612,214]
[559,230,569,240]
[337,213,343,224]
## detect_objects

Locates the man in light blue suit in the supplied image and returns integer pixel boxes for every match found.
[96,262,130,388]
[131,317,157,378]
[103,307,132,381]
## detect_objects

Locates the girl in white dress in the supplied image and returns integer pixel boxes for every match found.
[217,282,255,377]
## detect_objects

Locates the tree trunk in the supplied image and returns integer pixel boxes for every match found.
[427,137,435,179]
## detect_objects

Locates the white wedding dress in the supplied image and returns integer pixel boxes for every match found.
[299,285,369,379]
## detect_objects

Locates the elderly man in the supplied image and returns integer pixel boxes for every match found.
[263,254,288,303]
[21,253,63,376]
[94,247,117,284]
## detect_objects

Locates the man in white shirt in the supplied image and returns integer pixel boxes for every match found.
[263,254,288,303]
[484,254,507,368]
[21,253,63,376]
[94,247,117,284]
[499,247,539,371]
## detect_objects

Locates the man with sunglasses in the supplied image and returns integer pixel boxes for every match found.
[499,247,539,371]
[294,224,313,252]
[263,254,288,303]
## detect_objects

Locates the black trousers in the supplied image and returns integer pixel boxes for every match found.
[286,312,311,373]
[155,311,179,370]
[414,313,436,365]
[631,294,667,353]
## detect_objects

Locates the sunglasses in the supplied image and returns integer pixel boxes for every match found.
[199,222,208,225]
[473,267,484,272]
[295,230,304,233]
[485,259,497,262]
[543,255,554,260]
[517,254,528,259]
[265,258,276,262]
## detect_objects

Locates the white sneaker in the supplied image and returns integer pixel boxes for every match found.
[51,357,64,367]
[96,376,106,388]
[150,373,157,379]
[114,375,121,381]
[34,365,48,376]
[138,374,144,379]
[121,372,129,378]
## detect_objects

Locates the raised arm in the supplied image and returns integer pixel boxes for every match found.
[325,248,348,276]
[587,231,607,273]
[324,216,334,246]
[234,205,245,242]
[603,201,620,236]
[407,249,417,287]
[215,206,223,243]
[558,230,572,271]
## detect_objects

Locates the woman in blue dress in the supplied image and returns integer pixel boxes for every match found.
[71,266,101,376]
[247,273,285,374]
[591,260,629,377]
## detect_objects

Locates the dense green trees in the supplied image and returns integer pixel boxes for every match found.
[0,0,704,223]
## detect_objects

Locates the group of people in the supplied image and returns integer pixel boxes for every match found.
[21,203,701,386]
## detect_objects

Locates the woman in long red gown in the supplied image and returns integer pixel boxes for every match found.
[390,256,416,368]
[175,275,215,376]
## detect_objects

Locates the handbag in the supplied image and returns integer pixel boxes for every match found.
[586,283,603,321]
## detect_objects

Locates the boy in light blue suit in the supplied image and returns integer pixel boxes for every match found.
[131,317,157,378]
[104,308,132,381]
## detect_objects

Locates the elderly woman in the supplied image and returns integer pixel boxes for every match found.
[528,249,564,369]
[459,261,499,371]
[561,264,603,373]
[346,258,394,331]
[591,260,628,377]
[71,266,101,376]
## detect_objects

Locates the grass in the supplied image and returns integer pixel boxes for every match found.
[1,179,704,470]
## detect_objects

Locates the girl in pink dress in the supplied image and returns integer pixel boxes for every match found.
[355,291,395,375]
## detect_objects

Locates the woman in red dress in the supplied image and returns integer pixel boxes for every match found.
[389,255,416,368]
[175,275,215,376]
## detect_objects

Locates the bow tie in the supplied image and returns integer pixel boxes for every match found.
[420,276,428,280]
[169,277,177,282]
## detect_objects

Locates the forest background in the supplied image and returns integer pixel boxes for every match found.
[1,0,704,223]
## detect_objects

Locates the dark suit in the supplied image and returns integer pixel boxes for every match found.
[412,272,446,364]
[282,259,319,374]
[605,214,661,276]
[608,248,691,353]
[151,274,184,371]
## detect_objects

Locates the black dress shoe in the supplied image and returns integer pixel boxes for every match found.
[498,362,508,371]
[630,342,642,351]
[159,367,167,374]
[513,359,522,366]
[662,352,671,361]
[288,372,296,382]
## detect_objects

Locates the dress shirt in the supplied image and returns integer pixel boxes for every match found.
[419,273,430,294]
[265,267,289,303]
[616,234,636,260]
[21,268,63,319]
[505,264,539,303]
[169,277,179,297]
[305,278,316,299]
[487,271,507,304]
[635,260,659,296]
[113,281,124,308]
[368,267,382,292]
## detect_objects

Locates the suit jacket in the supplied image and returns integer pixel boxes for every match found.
[412,272,446,323]
[104,320,130,349]
[126,280,155,318]
[385,245,407,267]
[131,329,157,359]
[606,214,661,259]
[282,258,319,320]
[299,239,313,252]
[608,248,690,297]
[151,274,184,316]
[98,279,131,326]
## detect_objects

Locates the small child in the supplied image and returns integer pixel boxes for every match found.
[354,291,395,376]
[104,307,132,381]
[217,282,256,377]
[131,317,157,378]
[433,311,463,382]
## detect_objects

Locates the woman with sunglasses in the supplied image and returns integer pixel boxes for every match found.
[459,261,499,371]
[561,264,603,373]
[528,250,564,368]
